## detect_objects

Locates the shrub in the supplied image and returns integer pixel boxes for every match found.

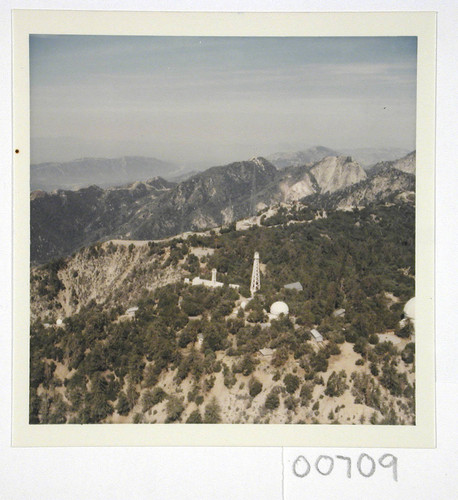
[166,396,184,422]
[223,371,236,389]
[204,397,222,423]
[248,377,263,398]
[283,373,300,394]
[369,363,379,376]
[299,383,313,407]
[264,392,280,410]
[142,387,167,412]
[368,333,379,345]
[310,351,328,373]
[271,347,288,367]
[186,410,202,423]
[284,395,297,411]
[324,370,348,398]
[401,343,415,364]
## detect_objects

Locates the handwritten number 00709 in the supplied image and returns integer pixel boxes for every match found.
[292,454,398,481]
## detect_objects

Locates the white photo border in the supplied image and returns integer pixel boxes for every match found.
[12,10,436,447]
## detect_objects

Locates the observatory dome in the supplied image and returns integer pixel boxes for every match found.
[404,297,415,321]
[270,301,289,317]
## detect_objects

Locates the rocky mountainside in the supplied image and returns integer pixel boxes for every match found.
[30,239,184,322]
[31,153,412,264]
[369,151,416,177]
[129,157,279,241]
[31,157,279,263]
[31,156,180,191]
[309,156,367,193]
[306,164,415,211]
[258,155,366,204]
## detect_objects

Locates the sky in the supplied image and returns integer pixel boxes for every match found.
[30,35,417,167]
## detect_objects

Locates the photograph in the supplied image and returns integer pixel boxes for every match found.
[28,33,419,426]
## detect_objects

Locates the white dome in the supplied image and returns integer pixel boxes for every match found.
[404,297,415,321]
[270,301,289,316]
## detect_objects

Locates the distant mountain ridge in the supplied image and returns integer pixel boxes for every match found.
[266,146,339,168]
[267,146,411,170]
[31,156,180,191]
[31,152,414,264]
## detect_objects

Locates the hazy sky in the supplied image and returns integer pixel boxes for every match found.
[30,35,417,166]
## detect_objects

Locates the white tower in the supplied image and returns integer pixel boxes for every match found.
[211,268,217,285]
[250,252,261,297]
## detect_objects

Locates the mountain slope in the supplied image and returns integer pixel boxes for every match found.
[31,158,279,263]
[31,178,175,264]
[130,157,279,239]
[369,151,416,177]
[30,203,415,425]
[306,165,415,210]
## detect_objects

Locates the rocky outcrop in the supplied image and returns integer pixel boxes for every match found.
[306,165,415,210]
[310,156,367,194]
[30,239,185,321]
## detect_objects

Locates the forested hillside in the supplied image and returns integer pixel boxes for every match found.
[30,202,415,425]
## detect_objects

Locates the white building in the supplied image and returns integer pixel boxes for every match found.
[284,282,303,291]
[310,329,324,342]
[186,268,239,290]
[126,306,139,318]
[332,308,346,318]
[269,301,289,319]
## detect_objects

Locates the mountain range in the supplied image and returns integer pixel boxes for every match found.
[31,146,412,192]
[31,152,415,264]
[31,156,180,191]
[267,146,411,170]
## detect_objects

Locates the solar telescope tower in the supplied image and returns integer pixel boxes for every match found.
[250,252,261,297]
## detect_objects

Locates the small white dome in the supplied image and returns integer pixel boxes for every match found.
[240,301,248,309]
[404,297,415,321]
[270,301,289,316]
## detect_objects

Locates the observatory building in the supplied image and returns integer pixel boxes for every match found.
[185,268,239,290]
[269,301,289,318]
[399,297,415,338]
